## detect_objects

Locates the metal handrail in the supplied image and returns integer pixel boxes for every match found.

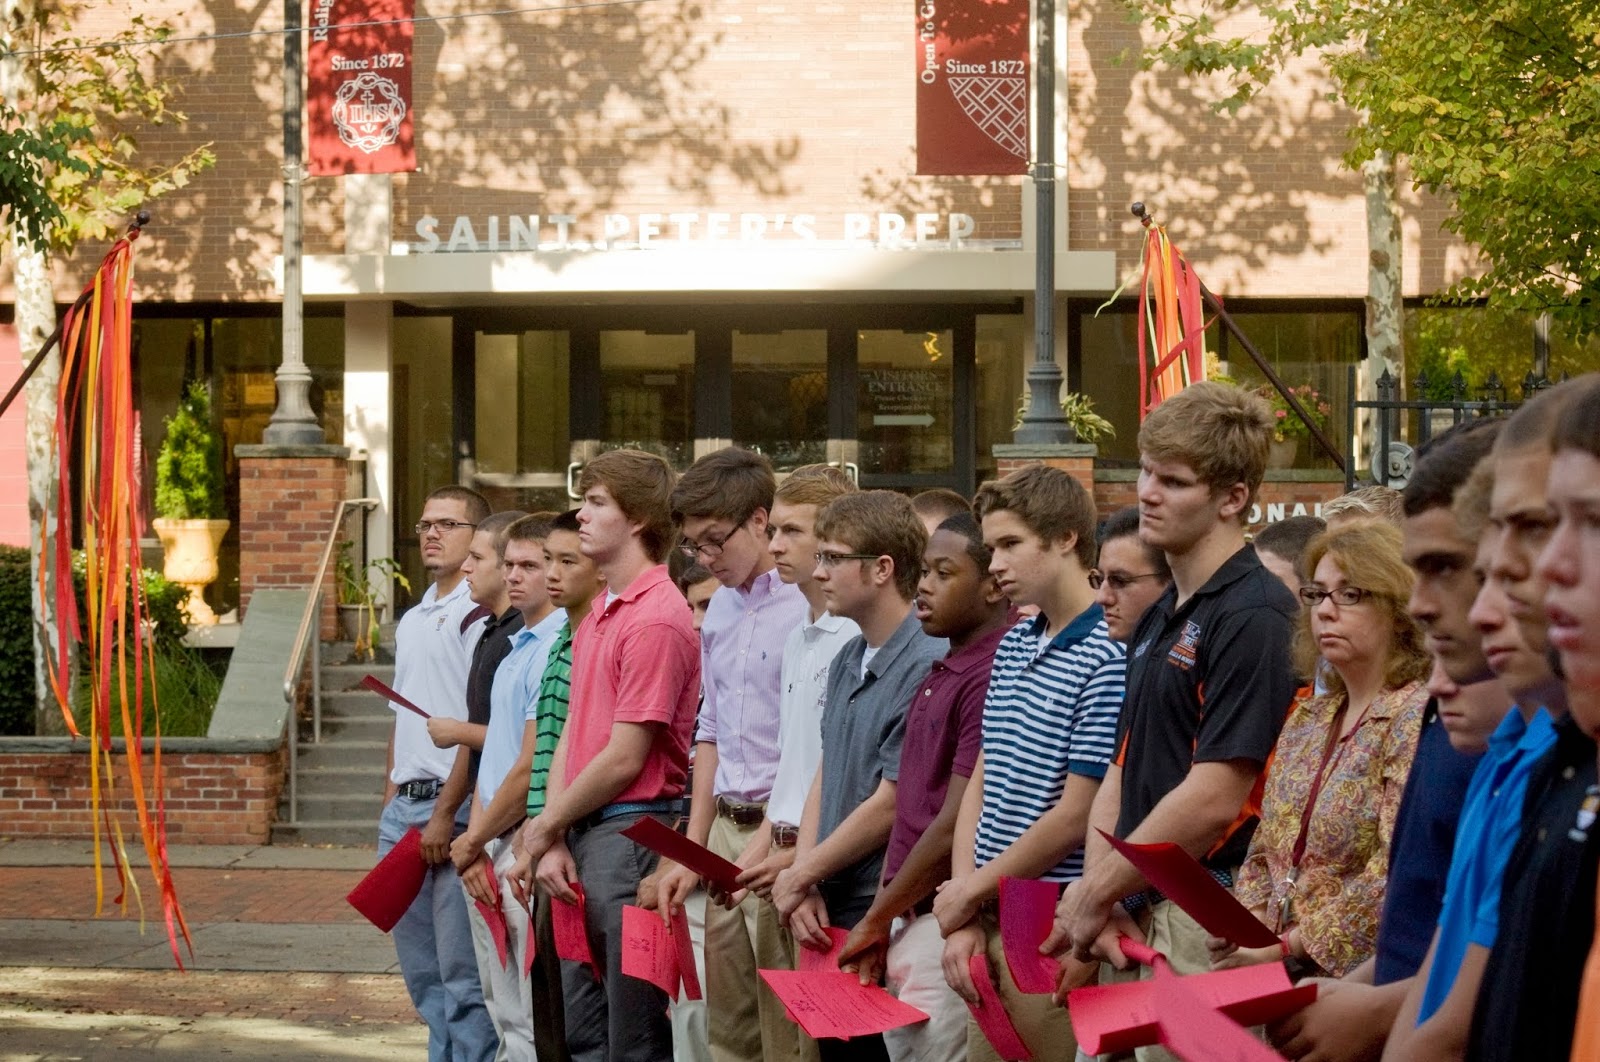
[280,497,379,824]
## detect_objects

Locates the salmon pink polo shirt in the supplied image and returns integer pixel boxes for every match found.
[563,564,702,805]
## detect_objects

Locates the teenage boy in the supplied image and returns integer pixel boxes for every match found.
[933,467,1124,1062]
[1046,383,1298,1051]
[1093,506,1173,645]
[835,511,1011,1062]
[1252,515,1326,599]
[911,488,972,538]
[772,490,947,1062]
[1385,384,1597,1061]
[652,447,808,1062]
[449,513,564,1062]
[512,450,702,1062]
[1261,422,1509,1062]
[380,485,498,1062]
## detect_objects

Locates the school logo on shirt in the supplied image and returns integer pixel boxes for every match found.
[1570,784,1599,842]
[1134,638,1153,659]
[1167,621,1201,671]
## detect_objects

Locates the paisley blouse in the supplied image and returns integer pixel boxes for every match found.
[1236,679,1428,977]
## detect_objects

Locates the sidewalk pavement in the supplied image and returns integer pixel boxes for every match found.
[0,837,427,1060]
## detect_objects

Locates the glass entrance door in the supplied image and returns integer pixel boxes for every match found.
[471,329,573,513]
[855,327,971,490]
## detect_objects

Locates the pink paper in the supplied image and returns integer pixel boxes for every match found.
[622,904,680,996]
[1068,962,1315,1055]
[552,882,595,968]
[522,904,538,978]
[1099,830,1280,949]
[671,907,702,1001]
[967,955,1032,1060]
[758,970,929,1040]
[998,877,1060,995]
[472,862,510,969]
[361,674,431,719]
[620,816,743,894]
[1154,961,1286,1062]
[797,927,852,973]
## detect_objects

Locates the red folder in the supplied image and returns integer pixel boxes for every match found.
[967,954,1032,1060]
[361,674,432,719]
[759,970,929,1040]
[552,881,595,969]
[1154,961,1289,1062]
[1100,830,1280,949]
[620,816,742,894]
[347,827,428,932]
[1068,962,1315,1055]
[797,927,851,973]
[998,877,1060,995]
[472,861,510,969]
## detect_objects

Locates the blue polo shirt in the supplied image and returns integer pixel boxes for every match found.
[477,608,567,806]
[1372,703,1484,985]
[1417,706,1556,1023]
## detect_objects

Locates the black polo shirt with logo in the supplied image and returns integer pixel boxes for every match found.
[465,604,524,780]
[1467,716,1600,1062]
[1114,543,1299,870]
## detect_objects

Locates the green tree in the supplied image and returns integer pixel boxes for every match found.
[1,0,214,732]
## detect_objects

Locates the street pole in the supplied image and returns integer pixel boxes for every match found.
[264,0,325,445]
[1013,0,1072,444]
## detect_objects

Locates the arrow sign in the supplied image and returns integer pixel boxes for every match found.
[872,414,936,427]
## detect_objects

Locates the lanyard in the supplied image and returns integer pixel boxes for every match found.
[1274,695,1374,932]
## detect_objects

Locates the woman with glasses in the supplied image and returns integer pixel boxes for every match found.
[1213,520,1430,979]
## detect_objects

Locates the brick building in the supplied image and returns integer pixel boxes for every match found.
[2,0,1498,601]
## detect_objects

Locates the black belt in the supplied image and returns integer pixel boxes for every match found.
[573,799,680,834]
[397,779,443,800]
[1123,867,1235,912]
[715,796,767,827]
[771,824,799,848]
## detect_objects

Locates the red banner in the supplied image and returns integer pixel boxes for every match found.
[915,0,1030,176]
[306,0,416,176]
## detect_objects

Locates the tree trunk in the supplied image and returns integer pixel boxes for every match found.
[1359,149,1403,474]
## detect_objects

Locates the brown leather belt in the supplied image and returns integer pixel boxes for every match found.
[715,795,767,827]
[771,824,799,848]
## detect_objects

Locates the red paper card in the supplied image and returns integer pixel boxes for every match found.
[1154,961,1286,1062]
[967,955,1032,1060]
[1068,962,1315,1056]
[620,816,742,894]
[622,904,680,995]
[347,827,428,932]
[1099,830,1280,949]
[758,970,929,1040]
[361,674,432,719]
[999,877,1060,995]
[797,927,852,973]
[552,882,595,969]
[522,904,538,978]
[473,861,510,970]
[671,907,702,1001]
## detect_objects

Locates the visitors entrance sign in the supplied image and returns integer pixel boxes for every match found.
[307,0,417,176]
[915,0,1030,175]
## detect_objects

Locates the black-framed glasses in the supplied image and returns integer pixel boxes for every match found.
[814,551,881,569]
[1089,569,1165,591]
[415,519,477,535]
[1298,586,1376,607]
[678,525,742,561]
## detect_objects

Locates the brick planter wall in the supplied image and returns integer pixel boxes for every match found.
[0,741,286,845]
[236,444,350,640]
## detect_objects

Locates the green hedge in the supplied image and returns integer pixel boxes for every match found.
[0,545,214,736]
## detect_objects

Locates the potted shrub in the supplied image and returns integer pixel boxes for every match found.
[335,541,409,660]
[151,381,230,625]
[1012,389,1118,444]
[1254,383,1332,468]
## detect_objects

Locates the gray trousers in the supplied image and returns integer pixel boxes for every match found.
[563,813,673,1062]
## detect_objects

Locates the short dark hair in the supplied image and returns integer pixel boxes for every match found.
[675,562,715,596]
[1496,374,1600,457]
[912,488,972,524]
[815,490,928,600]
[972,465,1098,570]
[934,511,992,574]
[1553,374,1600,461]
[577,449,677,564]
[477,510,528,558]
[1401,417,1503,516]
[1253,515,1327,575]
[548,509,581,535]
[1097,505,1171,582]
[671,447,776,526]
[425,484,491,525]
[505,512,556,546]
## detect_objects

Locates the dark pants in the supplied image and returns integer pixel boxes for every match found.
[563,814,672,1062]
[531,891,571,1062]
[816,887,890,1062]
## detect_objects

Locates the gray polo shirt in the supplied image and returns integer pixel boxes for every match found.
[817,608,948,906]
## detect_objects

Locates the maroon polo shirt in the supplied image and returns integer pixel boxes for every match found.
[882,622,1008,883]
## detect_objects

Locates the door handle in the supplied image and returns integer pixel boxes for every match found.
[566,462,583,501]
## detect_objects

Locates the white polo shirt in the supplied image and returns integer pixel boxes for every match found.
[766,610,860,829]
[388,578,486,786]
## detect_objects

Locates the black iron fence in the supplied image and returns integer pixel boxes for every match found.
[1344,366,1557,490]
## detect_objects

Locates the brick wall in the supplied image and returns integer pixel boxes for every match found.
[0,745,286,845]
[236,445,350,637]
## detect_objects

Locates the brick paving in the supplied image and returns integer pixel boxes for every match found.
[1,866,369,924]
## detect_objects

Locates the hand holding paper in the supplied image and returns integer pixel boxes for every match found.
[797,927,851,973]
[472,861,510,970]
[620,904,703,1001]
[620,816,743,895]
[759,970,928,1040]
[1098,830,1280,949]
[552,881,596,972]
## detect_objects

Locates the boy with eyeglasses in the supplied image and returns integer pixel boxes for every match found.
[772,490,947,1062]
[648,447,809,1062]
[381,484,499,1062]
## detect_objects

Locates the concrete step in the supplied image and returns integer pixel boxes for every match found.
[319,661,396,692]
[293,739,390,772]
[315,690,397,718]
[290,765,386,794]
[282,790,386,823]
[270,819,382,847]
[305,714,394,742]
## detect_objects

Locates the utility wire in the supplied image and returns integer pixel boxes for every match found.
[0,0,655,60]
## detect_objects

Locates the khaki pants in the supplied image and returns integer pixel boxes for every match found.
[704,814,817,1062]
[883,912,968,1062]
[968,909,1077,1062]
[671,889,711,1062]
[1091,900,1211,1062]
[465,835,537,1062]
